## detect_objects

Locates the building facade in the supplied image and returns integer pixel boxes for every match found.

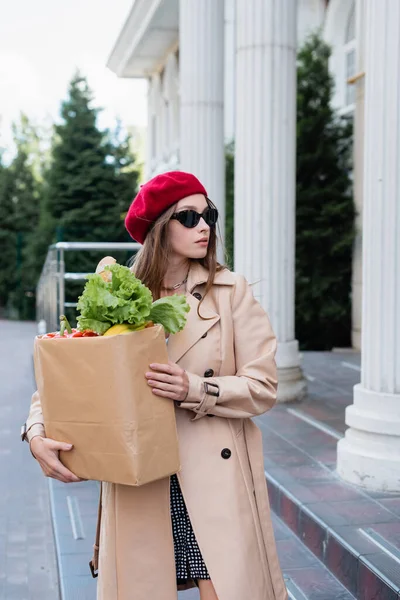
[108,0,400,492]
[108,0,360,346]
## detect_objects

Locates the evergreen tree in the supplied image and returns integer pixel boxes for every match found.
[225,141,235,268]
[12,113,51,181]
[10,114,53,316]
[0,158,17,310]
[10,146,41,318]
[46,74,138,246]
[0,116,43,318]
[296,33,355,350]
[44,73,139,317]
[105,119,140,243]
[4,116,45,318]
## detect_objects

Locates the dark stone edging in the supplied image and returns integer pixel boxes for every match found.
[266,471,400,600]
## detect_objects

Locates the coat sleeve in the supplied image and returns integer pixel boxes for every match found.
[24,391,46,443]
[180,274,278,420]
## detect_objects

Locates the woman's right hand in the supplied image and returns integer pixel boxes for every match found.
[30,436,84,483]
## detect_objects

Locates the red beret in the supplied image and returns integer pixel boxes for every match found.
[125,171,208,244]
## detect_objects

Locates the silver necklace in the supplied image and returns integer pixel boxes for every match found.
[162,275,188,291]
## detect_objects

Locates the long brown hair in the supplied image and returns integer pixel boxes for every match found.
[129,200,226,317]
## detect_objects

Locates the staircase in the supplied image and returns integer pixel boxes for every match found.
[47,351,400,599]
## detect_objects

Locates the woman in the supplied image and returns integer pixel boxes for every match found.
[24,171,287,600]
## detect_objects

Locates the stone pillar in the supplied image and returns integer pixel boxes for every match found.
[337,0,400,492]
[224,0,236,143]
[234,0,306,402]
[179,0,225,246]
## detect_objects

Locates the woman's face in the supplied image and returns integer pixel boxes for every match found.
[167,194,212,260]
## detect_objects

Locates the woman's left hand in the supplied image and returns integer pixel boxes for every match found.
[146,361,189,401]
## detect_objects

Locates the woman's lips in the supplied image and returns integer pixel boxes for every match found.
[196,239,209,246]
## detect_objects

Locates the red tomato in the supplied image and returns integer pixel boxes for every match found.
[40,316,98,339]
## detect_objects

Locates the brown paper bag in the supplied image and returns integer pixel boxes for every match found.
[33,324,180,486]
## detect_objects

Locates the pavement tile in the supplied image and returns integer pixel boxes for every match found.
[325,532,359,595]
[267,479,281,514]
[279,492,300,534]
[277,537,320,569]
[378,498,400,518]
[299,508,326,561]
[302,480,362,504]
[307,499,398,528]
[302,444,339,466]
[0,321,59,598]
[284,565,355,600]
[369,521,400,549]
[179,589,200,599]
[2,583,30,600]
[263,449,312,469]
[357,557,399,600]
[360,553,400,593]
[59,575,96,599]
[331,525,380,557]
[270,514,292,541]
[60,553,93,577]
[272,462,333,484]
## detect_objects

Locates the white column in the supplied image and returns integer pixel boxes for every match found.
[337,0,400,492]
[234,0,306,402]
[224,0,236,143]
[179,0,225,246]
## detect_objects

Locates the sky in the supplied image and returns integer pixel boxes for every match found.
[0,0,147,159]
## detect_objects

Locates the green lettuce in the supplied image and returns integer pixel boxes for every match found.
[149,295,190,335]
[76,263,190,335]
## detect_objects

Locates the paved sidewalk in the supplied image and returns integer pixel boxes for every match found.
[0,319,59,600]
[1,319,200,599]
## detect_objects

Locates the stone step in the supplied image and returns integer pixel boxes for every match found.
[274,513,356,600]
[257,406,400,600]
[48,477,355,600]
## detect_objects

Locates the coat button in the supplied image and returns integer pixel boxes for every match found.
[193,292,202,300]
[204,369,214,378]
[221,448,231,459]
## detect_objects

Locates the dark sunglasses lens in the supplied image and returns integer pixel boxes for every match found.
[204,208,218,226]
[175,210,200,228]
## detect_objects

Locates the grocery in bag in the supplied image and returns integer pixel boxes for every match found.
[33,258,190,486]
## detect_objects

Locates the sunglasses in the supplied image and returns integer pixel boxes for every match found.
[171,205,219,229]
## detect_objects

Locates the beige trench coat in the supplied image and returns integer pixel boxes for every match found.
[25,262,287,600]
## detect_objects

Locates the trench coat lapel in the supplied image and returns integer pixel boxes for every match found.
[167,292,220,364]
[168,262,236,364]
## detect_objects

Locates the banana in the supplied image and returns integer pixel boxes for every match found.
[103,323,146,337]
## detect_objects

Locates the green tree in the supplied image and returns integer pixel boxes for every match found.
[0,158,17,311]
[12,113,51,182]
[225,141,235,268]
[43,73,139,318]
[0,116,44,318]
[296,33,355,350]
[10,146,41,318]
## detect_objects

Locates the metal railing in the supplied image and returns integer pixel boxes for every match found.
[36,242,140,333]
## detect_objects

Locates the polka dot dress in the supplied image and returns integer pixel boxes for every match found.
[170,473,211,583]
